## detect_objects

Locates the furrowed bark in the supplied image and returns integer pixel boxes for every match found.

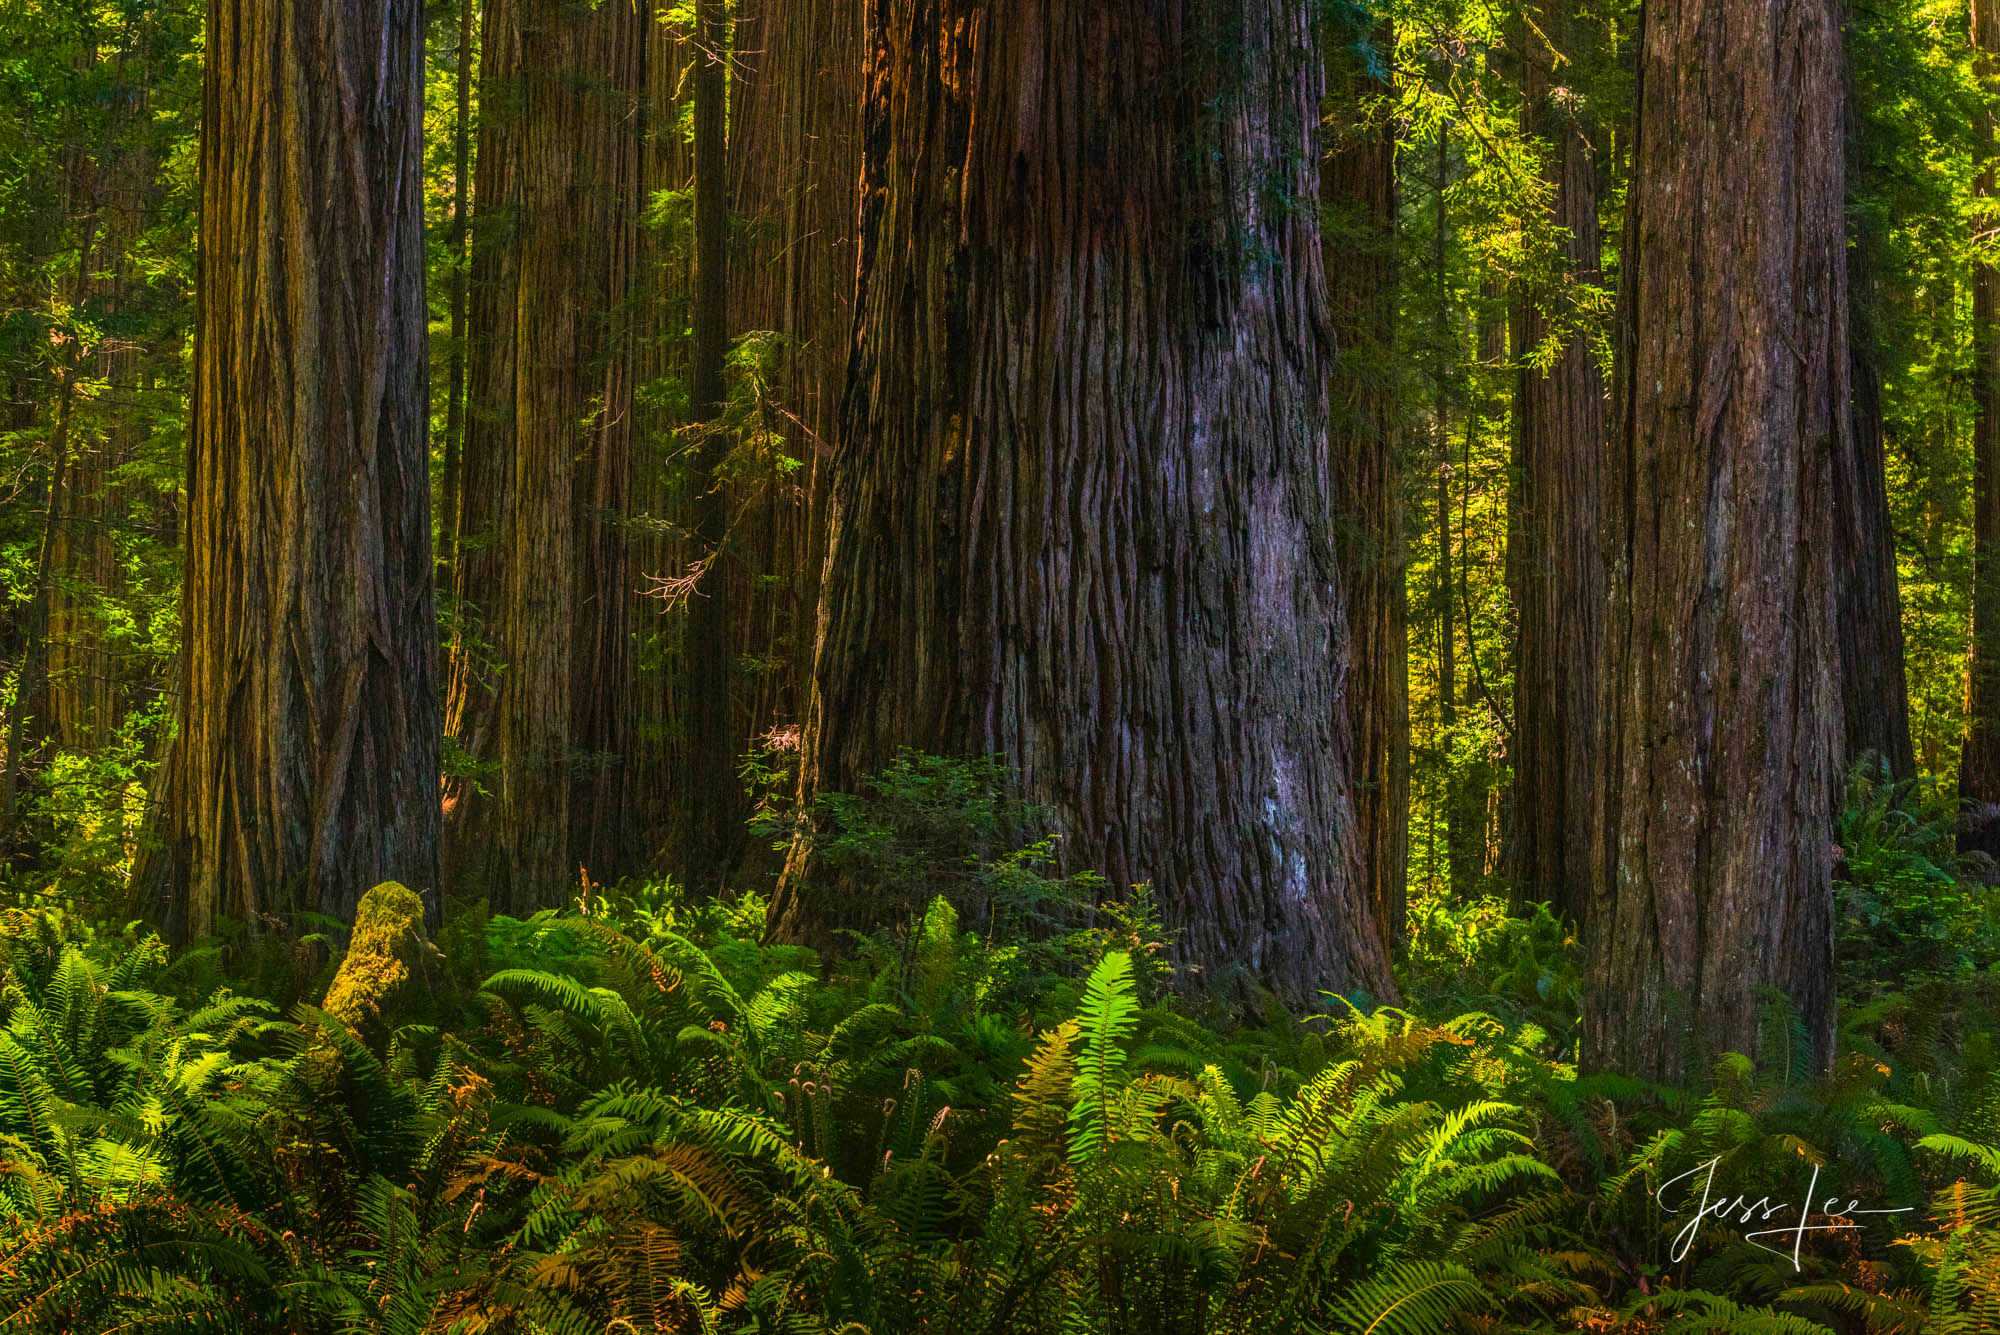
[773,0,1396,1006]
[1507,0,1607,930]
[1323,22,1408,954]
[448,0,647,910]
[170,0,439,937]
[1587,0,1845,1081]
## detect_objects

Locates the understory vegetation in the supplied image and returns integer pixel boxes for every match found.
[0,758,1992,1334]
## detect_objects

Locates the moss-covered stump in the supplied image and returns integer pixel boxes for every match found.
[321,881,434,1045]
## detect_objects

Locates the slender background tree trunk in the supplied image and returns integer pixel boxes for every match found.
[443,0,522,888]
[439,0,476,585]
[1962,1,2000,851]
[1323,21,1408,955]
[1507,0,1607,930]
[448,0,647,909]
[677,0,740,893]
[632,0,862,874]
[1832,7,1914,784]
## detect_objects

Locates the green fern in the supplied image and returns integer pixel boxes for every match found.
[1067,951,1137,1167]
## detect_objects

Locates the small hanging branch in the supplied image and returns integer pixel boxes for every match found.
[641,552,716,610]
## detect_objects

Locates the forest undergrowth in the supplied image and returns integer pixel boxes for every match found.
[0,758,1994,1334]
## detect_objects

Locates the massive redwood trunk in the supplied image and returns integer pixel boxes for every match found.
[1586,0,1846,1081]
[446,0,647,910]
[771,0,1396,1004]
[1323,23,1408,955]
[1507,2,1607,930]
[169,0,438,937]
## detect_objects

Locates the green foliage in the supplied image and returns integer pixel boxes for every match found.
[1835,759,2000,988]
[0,0,198,893]
[0,872,1980,1332]
[777,751,1117,970]
[1403,893,1581,1054]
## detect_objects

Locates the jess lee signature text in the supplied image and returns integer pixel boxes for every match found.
[1657,1157,1914,1269]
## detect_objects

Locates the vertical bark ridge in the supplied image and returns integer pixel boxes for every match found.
[1323,22,1408,956]
[1588,0,1845,1081]
[496,0,646,906]
[1507,1,1607,930]
[171,0,438,936]
[449,0,647,909]
[775,0,1395,1006]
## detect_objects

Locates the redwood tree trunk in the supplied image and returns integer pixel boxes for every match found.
[443,0,522,885]
[1833,8,1913,783]
[494,0,646,906]
[1587,0,1845,1081]
[169,0,438,937]
[771,0,1396,1005]
[1323,23,1407,955]
[763,0,862,745]
[448,0,647,909]
[1507,1,1606,930]
[677,0,740,893]
[1836,289,1913,783]
[1962,1,2000,852]
[631,0,862,868]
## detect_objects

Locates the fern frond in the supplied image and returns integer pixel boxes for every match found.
[1327,1258,1488,1335]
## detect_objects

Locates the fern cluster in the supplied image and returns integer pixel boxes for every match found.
[0,888,1989,1333]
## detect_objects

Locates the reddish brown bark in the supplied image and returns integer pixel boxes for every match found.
[771,0,1396,1005]
[1323,25,1408,955]
[447,0,647,910]
[632,0,862,876]
[677,0,738,894]
[169,0,439,937]
[1586,0,1846,1081]
[1507,3,1607,930]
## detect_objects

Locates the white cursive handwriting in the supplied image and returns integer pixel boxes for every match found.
[1656,1156,1914,1270]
